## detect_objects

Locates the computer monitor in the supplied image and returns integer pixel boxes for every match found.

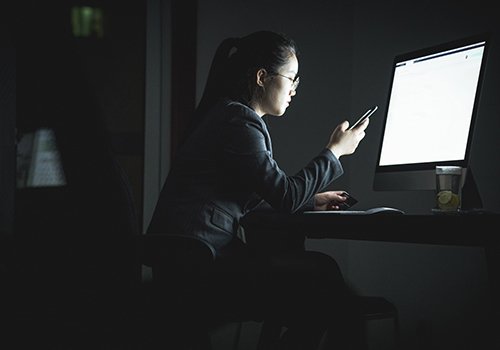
[374,33,490,192]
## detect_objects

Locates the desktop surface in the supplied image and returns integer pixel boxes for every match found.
[241,209,498,247]
[241,209,500,303]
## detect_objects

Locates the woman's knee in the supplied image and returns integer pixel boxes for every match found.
[302,251,344,280]
[270,251,346,292]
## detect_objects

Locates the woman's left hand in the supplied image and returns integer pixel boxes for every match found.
[314,191,347,211]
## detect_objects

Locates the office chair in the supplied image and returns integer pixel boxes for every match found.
[64,152,220,349]
[132,233,218,350]
[100,149,264,349]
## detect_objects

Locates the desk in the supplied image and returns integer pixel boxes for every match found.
[241,211,500,320]
[241,211,498,247]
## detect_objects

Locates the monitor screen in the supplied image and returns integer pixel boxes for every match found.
[374,33,490,191]
[16,128,67,188]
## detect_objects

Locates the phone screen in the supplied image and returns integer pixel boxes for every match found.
[348,106,378,130]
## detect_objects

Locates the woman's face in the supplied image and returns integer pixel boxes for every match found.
[253,54,299,117]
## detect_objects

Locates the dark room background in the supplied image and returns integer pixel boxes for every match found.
[3,0,499,349]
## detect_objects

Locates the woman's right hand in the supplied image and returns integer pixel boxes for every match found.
[326,119,369,158]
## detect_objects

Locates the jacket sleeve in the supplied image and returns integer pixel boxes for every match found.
[220,107,343,214]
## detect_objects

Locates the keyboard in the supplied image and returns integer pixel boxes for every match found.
[304,207,405,215]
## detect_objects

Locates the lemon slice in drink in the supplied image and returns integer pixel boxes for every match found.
[437,191,460,210]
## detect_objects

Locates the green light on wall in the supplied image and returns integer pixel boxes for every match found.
[71,6,105,38]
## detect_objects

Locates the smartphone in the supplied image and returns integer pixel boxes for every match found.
[348,105,378,130]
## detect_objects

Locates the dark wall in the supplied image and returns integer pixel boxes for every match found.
[0,47,16,236]
[2,2,146,346]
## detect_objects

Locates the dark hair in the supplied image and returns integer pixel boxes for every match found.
[181,31,298,145]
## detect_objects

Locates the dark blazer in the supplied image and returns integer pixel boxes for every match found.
[146,98,343,258]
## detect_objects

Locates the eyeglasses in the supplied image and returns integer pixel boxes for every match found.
[276,74,300,91]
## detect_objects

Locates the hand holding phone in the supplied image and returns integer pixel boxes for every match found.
[348,105,378,130]
[327,106,376,157]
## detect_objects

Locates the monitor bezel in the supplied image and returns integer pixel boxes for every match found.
[374,32,491,178]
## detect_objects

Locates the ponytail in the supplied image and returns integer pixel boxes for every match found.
[179,38,239,147]
[196,38,240,120]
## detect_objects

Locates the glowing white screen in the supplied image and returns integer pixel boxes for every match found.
[379,42,485,167]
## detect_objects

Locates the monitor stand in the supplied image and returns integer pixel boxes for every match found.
[462,167,483,211]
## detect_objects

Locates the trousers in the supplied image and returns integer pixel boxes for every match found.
[204,248,368,349]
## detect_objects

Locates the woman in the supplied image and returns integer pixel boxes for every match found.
[147,31,369,349]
